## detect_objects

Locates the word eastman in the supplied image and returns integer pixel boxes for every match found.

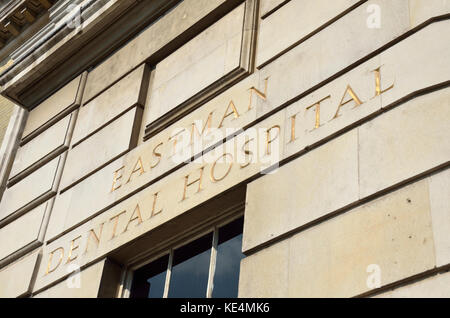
[44,65,394,276]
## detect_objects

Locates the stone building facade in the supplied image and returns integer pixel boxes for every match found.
[0,0,449,298]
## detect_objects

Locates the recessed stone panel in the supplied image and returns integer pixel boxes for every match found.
[287,179,435,297]
[243,130,359,253]
[257,0,360,67]
[0,155,61,223]
[59,107,142,192]
[0,202,47,264]
[83,0,230,103]
[144,3,245,126]
[0,249,40,298]
[22,75,83,141]
[72,65,149,146]
[9,114,72,183]
[358,87,450,198]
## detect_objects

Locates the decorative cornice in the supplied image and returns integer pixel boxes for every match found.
[0,0,57,49]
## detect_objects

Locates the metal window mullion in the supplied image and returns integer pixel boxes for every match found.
[163,249,174,298]
[206,227,219,298]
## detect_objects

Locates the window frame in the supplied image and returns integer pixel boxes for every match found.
[118,206,244,298]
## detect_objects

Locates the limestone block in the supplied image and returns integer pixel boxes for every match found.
[0,155,61,222]
[33,260,106,298]
[257,0,359,67]
[429,169,450,267]
[0,249,40,298]
[408,0,450,27]
[73,64,148,146]
[288,179,435,297]
[0,202,47,263]
[145,3,245,126]
[59,107,142,192]
[374,272,450,298]
[260,0,290,18]
[22,75,82,140]
[243,130,359,252]
[256,0,410,116]
[238,240,289,298]
[378,20,450,108]
[358,87,450,198]
[84,0,228,103]
[9,114,71,182]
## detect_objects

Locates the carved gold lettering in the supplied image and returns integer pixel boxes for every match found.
[45,247,64,275]
[123,204,143,233]
[84,223,104,254]
[190,111,214,144]
[109,210,127,240]
[218,101,240,128]
[126,157,145,184]
[240,137,254,169]
[151,191,163,217]
[66,235,82,264]
[372,65,394,98]
[111,166,125,192]
[333,85,363,119]
[266,125,280,155]
[306,95,331,129]
[150,142,163,169]
[169,129,186,156]
[210,153,233,182]
[182,166,205,201]
[248,77,269,110]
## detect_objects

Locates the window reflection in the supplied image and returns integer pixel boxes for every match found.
[212,218,245,298]
[168,233,213,298]
[130,254,168,298]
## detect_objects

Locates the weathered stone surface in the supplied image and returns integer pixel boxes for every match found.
[238,240,289,298]
[429,168,450,267]
[260,0,290,18]
[0,249,40,298]
[59,107,141,192]
[83,0,229,103]
[257,0,359,67]
[358,87,450,198]
[256,0,410,115]
[284,56,382,158]
[9,114,71,182]
[46,73,263,242]
[37,111,286,290]
[408,0,450,27]
[287,179,435,297]
[378,20,450,108]
[73,65,148,146]
[33,260,106,298]
[22,75,82,140]
[374,272,450,298]
[0,155,61,223]
[145,3,245,126]
[243,130,359,252]
[0,202,46,263]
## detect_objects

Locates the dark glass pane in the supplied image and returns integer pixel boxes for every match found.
[168,233,213,298]
[212,217,245,298]
[130,254,169,298]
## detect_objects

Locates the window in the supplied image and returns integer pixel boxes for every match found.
[129,217,244,298]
